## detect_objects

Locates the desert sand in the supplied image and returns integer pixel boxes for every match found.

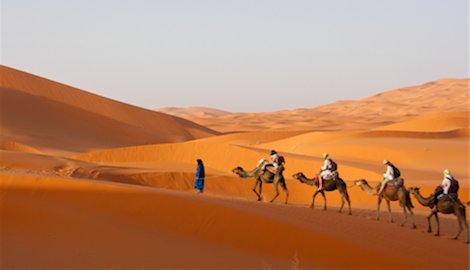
[1,66,469,269]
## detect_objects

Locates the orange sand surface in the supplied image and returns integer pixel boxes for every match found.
[1,66,469,269]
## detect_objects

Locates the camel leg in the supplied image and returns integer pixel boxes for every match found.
[434,211,440,236]
[252,179,262,201]
[345,192,352,215]
[321,191,327,211]
[463,210,470,243]
[259,181,263,199]
[465,218,470,244]
[339,193,345,213]
[400,205,414,229]
[270,181,280,203]
[338,188,352,215]
[376,197,383,221]
[400,200,408,227]
[426,212,434,233]
[337,186,345,213]
[407,205,416,229]
[453,205,465,240]
[385,200,393,223]
[311,191,320,208]
[453,216,463,240]
[281,180,289,204]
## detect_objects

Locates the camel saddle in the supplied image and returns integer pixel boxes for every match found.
[385,178,404,189]
[439,193,458,202]
[324,171,339,181]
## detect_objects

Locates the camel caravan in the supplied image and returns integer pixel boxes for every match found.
[232,150,469,243]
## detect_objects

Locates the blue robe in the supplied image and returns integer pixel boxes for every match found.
[194,163,205,192]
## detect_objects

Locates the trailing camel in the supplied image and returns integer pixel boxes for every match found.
[354,179,416,228]
[292,172,351,215]
[408,187,469,242]
[232,164,288,204]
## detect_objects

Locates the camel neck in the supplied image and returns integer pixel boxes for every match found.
[361,182,377,195]
[412,190,433,207]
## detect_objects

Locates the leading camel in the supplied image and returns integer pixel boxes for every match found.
[354,179,416,228]
[408,187,468,242]
[292,172,351,215]
[232,164,288,204]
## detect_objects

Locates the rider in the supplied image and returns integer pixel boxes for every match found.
[318,153,336,191]
[377,160,399,196]
[260,150,281,173]
[432,169,458,210]
[270,149,280,165]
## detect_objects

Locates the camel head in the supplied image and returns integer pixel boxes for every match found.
[292,172,305,180]
[353,179,368,190]
[408,187,419,193]
[232,166,247,177]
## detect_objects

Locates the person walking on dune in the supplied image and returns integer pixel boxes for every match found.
[194,159,205,193]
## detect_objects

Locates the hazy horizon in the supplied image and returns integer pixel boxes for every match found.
[2,0,468,112]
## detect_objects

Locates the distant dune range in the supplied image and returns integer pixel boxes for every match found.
[1,65,469,268]
[158,79,469,132]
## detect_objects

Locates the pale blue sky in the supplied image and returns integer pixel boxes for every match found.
[2,0,468,112]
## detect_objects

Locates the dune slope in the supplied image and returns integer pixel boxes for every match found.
[0,65,219,154]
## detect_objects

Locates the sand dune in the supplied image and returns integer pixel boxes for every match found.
[163,79,469,132]
[0,65,219,154]
[77,111,469,186]
[1,66,469,269]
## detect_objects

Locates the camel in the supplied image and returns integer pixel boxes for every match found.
[354,179,416,228]
[292,172,351,215]
[232,164,288,204]
[408,187,468,242]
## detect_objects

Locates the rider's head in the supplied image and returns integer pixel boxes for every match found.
[323,153,329,160]
[270,149,277,155]
[383,160,390,165]
[443,169,451,177]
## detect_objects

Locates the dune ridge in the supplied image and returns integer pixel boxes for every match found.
[159,79,469,132]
